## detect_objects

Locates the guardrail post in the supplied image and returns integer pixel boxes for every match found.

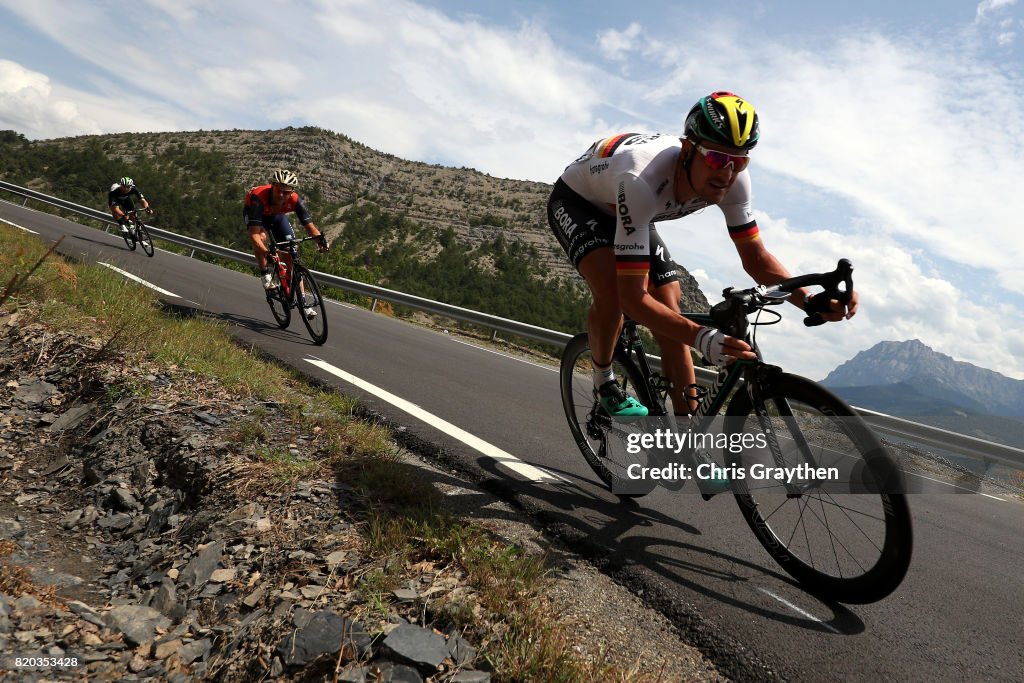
[21,197,29,207]
[490,329,498,341]
[189,249,196,258]
[371,298,378,312]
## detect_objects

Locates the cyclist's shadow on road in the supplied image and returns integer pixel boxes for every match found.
[159,301,320,345]
[469,454,866,637]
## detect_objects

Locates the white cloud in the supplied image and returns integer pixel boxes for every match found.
[977,0,1017,21]
[0,59,100,136]
[0,0,609,179]
[663,209,1024,381]
[598,22,644,61]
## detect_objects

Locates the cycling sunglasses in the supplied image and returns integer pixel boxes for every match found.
[696,144,750,172]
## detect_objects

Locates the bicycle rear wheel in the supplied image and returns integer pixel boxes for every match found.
[559,333,657,497]
[726,373,913,603]
[266,266,291,329]
[295,265,328,345]
[136,221,154,257]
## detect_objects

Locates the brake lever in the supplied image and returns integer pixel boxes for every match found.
[803,259,854,327]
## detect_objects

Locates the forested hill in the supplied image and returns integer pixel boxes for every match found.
[0,127,709,332]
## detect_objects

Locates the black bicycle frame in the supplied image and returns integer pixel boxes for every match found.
[616,312,814,495]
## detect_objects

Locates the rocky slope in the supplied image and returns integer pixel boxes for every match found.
[0,313,720,682]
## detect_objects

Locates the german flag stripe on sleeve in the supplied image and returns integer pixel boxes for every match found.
[615,256,649,274]
[597,133,637,158]
[728,220,760,244]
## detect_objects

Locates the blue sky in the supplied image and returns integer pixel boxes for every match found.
[1,0,1023,382]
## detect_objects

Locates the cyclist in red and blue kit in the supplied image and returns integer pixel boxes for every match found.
[244,168,328,291]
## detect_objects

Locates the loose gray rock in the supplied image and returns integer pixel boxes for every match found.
[13,380,58,405]
[178,540,224,592]
[0,518,24,540]
[381,624,449,673]
[447,631,477,666]
[45,404,94,432]
[97,512,132,530]
[104,605,172,646]
[375,661,426,682]
[276,609,371,667]
[152,579,177,618]
[337,664,369,682]
[180,637,212,664]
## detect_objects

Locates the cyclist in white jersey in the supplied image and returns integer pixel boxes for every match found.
[548,91,858,417]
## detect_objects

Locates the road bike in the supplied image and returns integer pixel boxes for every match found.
[120,209,154,257]
[559,260,913,603]
[263,233,328,345]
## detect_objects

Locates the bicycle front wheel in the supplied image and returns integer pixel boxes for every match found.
[266,267,291,329]
[137,221,154,257]
[726,373,913,603]
[559,333,657,498]
[295,265,328,345]
[121,223,137,251]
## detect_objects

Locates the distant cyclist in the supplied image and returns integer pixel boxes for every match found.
[547,91,858,419]
[108,176,153,235]
[244,169,329,310]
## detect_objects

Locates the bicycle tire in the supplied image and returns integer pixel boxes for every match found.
[294,265,328,345]
[559,333,657,498]
[137,221,154,257]
[266,264,290,329]
[121,222,137,251]
[725,373,913,603]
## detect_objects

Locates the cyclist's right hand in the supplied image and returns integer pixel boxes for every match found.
[694,327,755,365]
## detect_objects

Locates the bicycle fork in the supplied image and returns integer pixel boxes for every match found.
[747,377,818,498]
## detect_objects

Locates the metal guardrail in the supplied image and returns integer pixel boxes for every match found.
[0,180,571,348]
[2,180,1022,470]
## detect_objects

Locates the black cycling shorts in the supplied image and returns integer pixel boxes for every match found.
[110,196,137,214]
[547,178,679,288]
[244,210,296,245]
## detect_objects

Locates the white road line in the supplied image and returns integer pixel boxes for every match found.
[758,588,842,634]
[0,218,37,234]
[448,338,558,372]
[304,356,569,484]
[98,263,180,298]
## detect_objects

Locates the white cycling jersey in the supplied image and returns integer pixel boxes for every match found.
[558,133,758,275]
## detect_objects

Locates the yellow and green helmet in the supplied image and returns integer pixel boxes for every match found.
[683,91,760,150]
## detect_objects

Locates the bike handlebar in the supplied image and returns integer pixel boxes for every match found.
[267,234,329,254]
[711,259,854,336]
[770,258,854,327]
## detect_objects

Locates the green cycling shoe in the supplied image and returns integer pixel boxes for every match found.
[597,380,648,419]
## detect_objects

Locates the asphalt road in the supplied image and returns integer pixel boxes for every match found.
[3,199,1022,681]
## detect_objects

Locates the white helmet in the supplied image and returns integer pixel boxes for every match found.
[270,169,298,187]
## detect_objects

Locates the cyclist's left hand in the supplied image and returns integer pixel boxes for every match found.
[317,235,330,252]
[808,289,858,322]
[695,327,757,365]
[145,206,155,215]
